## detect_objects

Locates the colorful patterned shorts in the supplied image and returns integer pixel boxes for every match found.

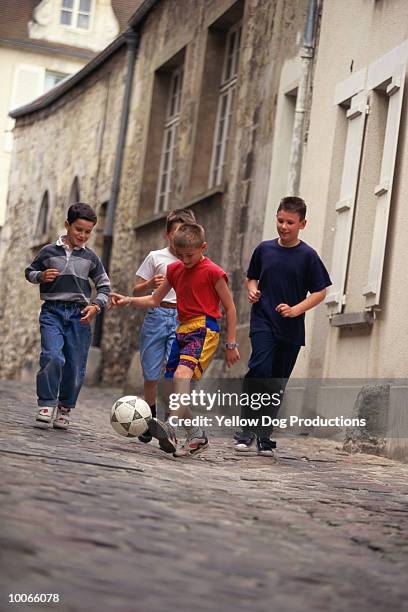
[164,316,220,380]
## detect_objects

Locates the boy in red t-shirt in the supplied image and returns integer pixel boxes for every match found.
[110,223,240,457]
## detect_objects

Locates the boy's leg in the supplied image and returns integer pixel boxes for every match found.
[255,338,300,455]
[138,308,175,443]
[140,307,172,412]
[172,365,209,457]
[58,304,92,415]
[168,317,219,456]
[237,330,300,451]
[237,329,278,442]
[36,303,65,422]
[162,309,178,420]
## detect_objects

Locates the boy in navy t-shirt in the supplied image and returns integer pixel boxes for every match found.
[235,196,331,456]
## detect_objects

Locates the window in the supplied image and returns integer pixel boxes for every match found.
[35,192,50,241]
[209,21,242,188]
[155,66,184,213]
[326,42,407,318]
[363,62,405,308]
[44,70,68,92]
[325,86,368,314]
[263,79,298,240]
[60,0,92,30]
[68,176,80,204]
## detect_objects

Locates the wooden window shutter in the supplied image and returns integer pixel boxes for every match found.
[363,64,406,308]
[325,90,368,313]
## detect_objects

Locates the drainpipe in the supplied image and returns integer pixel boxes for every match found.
[286,0,318,196]
[93,28,139,347]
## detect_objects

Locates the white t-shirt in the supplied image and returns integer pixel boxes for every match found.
[136,247,178,303]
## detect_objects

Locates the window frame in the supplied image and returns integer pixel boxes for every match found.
[154,66,184,213]
[208,21,242,188]
[60,0,93,32]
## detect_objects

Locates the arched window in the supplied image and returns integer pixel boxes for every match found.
[69,176,80,204]
[35,191,49,238]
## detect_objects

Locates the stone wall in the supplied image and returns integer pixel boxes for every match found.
[0,0,308,384]
[101,0,307,383]
[0,47,127,378]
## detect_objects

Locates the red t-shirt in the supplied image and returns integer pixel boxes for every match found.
[166,257,228,322]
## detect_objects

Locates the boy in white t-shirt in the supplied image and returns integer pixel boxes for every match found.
[134,208,196,443]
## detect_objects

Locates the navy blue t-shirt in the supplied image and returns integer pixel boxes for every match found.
[247,239,331,346]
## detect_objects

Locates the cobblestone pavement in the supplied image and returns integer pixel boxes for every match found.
[0,380,408,612]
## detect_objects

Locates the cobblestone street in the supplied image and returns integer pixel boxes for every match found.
[0,379,407,612]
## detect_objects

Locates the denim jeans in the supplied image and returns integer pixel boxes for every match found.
[140,307,178,380]
[37,301,92,409]
[241,329,301,438]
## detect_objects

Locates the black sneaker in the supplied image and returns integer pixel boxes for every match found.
[138,431,153,444]
[256,437,277,457]
[234,432,256,452]
[147,418,177,454]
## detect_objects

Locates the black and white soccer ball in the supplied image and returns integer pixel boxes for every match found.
[110,395,152,438]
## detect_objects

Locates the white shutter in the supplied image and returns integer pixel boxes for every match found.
[5,65,45,151]
[364,64,406,308]
[10,64,45,110]
[325,91,368,313]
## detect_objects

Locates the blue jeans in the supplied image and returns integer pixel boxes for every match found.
[37,301,92,409]
[140,307,178,380]
[241,329,301,437]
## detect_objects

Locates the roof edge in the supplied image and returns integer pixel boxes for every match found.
[10,34,126,119]
[0,37,95,60]
[128,0,159,27]
[9,0,160,120]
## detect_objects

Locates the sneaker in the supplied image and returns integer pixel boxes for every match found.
[138,431,153,444]
[234,433,255,452]
[35,406,56,425]
[174,433,209,457]
[53,407,70,430]
[148,418,177,454]
[256,437,276,457]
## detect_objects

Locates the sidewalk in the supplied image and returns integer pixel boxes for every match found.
[0,380,407,611]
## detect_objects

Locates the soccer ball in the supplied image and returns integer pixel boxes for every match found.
[110,395,152,438]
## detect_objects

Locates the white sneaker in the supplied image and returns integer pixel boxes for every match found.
[234,434,256,452]
[53,407,70,430]
[174,433,209,457]
[35,406,56,425]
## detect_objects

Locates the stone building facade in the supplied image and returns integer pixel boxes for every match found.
[0,0,138,238]
[0,0,310,383]
[2,0,408,458]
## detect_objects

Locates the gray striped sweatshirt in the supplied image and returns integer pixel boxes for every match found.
[25,241,111,308]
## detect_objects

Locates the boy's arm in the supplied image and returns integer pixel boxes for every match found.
[110,279,171,309]
[276,288,327,318]
[81,257,111,324]
[133,274,165,296]
[246,277,261,303]
[24,248,59,284]
[89,257,111,309]
[215,277,240,368]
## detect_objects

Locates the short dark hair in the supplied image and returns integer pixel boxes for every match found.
[173,223,205,248]
[277,196,307,221]
[166,208,196,233]
[67,202,97,225]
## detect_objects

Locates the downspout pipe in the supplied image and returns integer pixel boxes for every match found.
[286,0,318,196]
[94,28,138,348]
[103,28,139,268]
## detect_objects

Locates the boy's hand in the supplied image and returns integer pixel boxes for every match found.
[276,303,300,318]
[225,347,240,368]
[248,289,261,303]
[41,268,60,283]
[149,274,165,289]
[80,304,99,324]
[108,292,132,308]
